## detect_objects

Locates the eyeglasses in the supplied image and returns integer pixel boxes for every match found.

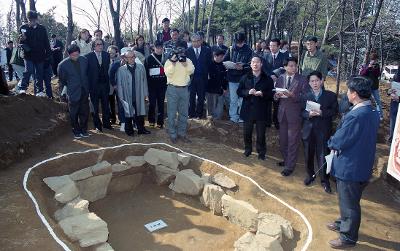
[95,43,103,46]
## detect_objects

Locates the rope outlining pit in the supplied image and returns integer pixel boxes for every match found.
[23,142,313,251]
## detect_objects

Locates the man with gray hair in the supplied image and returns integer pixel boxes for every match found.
[186,33,212,119]
[116,49,149,136]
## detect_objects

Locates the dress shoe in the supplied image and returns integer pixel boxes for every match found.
[96,127,103,133]
[281,169,293,177]
[138,129,151,134]
[157,124,164,129]
[277,161,285,167]
[258,155,265,160]
[326,222,340,232]
[169,136,177,144]
[243,151,251,157]
[322,182,332,194]
[304,176,315,186]
[178,136,192,143]
[328,238,356,249]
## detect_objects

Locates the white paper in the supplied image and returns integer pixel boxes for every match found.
[144,219,168,232]
[325,151,334,174]
[223,61,237,70]
[391,81,400,96]
[274,87,288,93]
[306,100,321,112]
[149,67,161,76]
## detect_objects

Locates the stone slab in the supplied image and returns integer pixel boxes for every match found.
[221,195,259,232]
[76,173,112,202]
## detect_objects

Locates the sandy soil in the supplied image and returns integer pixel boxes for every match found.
[0,78,399,250]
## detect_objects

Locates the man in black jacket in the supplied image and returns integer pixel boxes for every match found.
[5,41,15,81]
[50,34,64,76]
[206,49,228,119]
[18,10,51,96]
[144,40,167,128]
[301,71,338,193]
[237,56,274,160]
[224,32,253,123]
[85,38,112,131]
[187,33,212,118]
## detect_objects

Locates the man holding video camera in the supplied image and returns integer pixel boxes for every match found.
[164,40,195,144]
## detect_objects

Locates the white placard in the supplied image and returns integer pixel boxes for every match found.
[149,67,161,76]
[325,151,334,174]
[387,103,400,182]
[223,61,237,70]
[144,219,168,232]
[306,100,321,112]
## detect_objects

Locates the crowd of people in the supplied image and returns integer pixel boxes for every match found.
[1,10,395,250]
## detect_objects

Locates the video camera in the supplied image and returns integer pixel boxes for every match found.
[168,47,187,63]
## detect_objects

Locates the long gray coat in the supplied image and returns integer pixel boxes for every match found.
[116,63,148,117]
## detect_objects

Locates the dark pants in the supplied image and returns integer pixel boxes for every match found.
[117,96,125,123]
[52,55,62,76]
[273,100,279,127]
[109,92,117,124]
[244,120,267,156]
[69,92,89,135]
[20,60,44,94]
[7,64,14,81]
[148,82,166,126]
[189,76,207,118]
[335,179,368,244]
[43,65,54,98]
[303,129,329,183]
[91,88,111,130]
[389,101,399,142]
[124,100,145,135]
[279,114,301,171]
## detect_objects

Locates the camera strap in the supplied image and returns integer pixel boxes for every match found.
[151,53,164,68]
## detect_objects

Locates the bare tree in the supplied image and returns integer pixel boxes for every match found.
[108,0,124,49]
[15,0,21,28]
[28,0,36,11]
[145,0,157,42]
[321,0,341,46]
[16,0,27,23]
[137,0,145,35]
[336,0,346,95]
[265,0,279,42]
[364,0,384,63]
[200,0,206,31]
[193,0,200,33]
[65,0,74,57]
[74,0,103,30]
[206,0,217,43]
[350,0,366,75]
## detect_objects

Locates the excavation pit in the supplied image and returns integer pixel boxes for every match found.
[26,144,308,251]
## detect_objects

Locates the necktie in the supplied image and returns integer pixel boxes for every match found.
[272,55,275,66]
[97,53,102,65]
[287,76,292,89]
[195,48,200,59]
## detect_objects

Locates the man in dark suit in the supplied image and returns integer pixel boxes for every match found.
[263,38,289,129]
[237,55,274,160]
[50,34,64,76]
[326,76,379,249]
[186,33,212,118]
[274,57,307,176]
[5,41,15,81]
[85,38,112,131]
[58,45,90,139]
[301,71,338,193]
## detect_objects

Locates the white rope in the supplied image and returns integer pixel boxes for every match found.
[23,142,313,251]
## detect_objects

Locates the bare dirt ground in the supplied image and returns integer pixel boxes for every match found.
[0,78,399,251]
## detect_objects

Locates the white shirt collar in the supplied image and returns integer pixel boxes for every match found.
[352,100,371,110]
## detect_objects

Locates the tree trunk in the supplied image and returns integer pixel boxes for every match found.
[145,0,154,42]
[65,0,74,57]
[200,0,206,31]
[336,0,346,95]
[265,0,279,43]
[29,0,36,11]
[350,0,366,75]
[188,0,191,31]
[312,0,318,36]
[15,0,21,29]
[137,0,145,35]
[321,0,341,46]
[193,0,200,33]
[379,31,384,72]
[364,0,383,63]
[206,0,216,43]
[108,0,124,49]
[19,0,27,23]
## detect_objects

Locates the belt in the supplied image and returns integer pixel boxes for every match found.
[168,84,187,88]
